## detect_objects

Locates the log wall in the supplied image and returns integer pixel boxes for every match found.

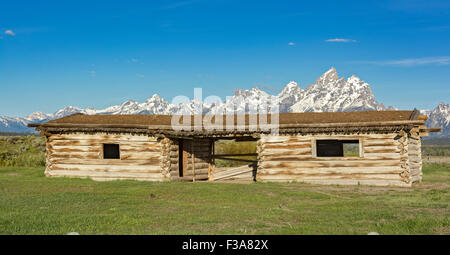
[43,131,423,186]
[45,132,166,181]
[256,132,415,187]
[167,139,180,180]
[408,134,422,183]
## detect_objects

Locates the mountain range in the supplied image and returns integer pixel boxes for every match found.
[1,67,448,137]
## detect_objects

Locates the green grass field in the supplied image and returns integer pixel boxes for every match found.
[0,164,449,235]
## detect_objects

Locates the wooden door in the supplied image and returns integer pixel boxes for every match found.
[179,139,193,177]
[178,139,211,181]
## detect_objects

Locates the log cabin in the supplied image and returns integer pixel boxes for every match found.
[28,110,440,187]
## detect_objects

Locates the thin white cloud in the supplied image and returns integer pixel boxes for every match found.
[136,73,145,78]
[353,56,450,66]
[288,42,295,46]
[4,30,15,36]
[160,0,200,9]
[325,38,356,43]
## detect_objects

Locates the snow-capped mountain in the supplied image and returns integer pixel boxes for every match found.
[278,81,304,113]
[422,102,450,138]
[0,116,30,133]
[290,68,392,112]
[0,67,448,137]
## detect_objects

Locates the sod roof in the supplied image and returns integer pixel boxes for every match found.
[30,110,416,127]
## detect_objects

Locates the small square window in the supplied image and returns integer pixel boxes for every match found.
[103,144,120,159]
[316,140,359,157]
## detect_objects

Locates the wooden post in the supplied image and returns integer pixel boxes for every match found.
[213,139,216,179]
[208,139,213,180]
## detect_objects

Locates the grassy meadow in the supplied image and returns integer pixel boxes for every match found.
[0,134,449,234]
[0,164,448,235]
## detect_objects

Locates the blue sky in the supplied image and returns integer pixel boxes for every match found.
[0,0,449,117]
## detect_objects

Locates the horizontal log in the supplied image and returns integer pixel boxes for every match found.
[258,155,324,161]
[48,158,161,165]
[183,163,210,170]
[363,135,400,140]
[363,138,396,144]
[258,167,404,175]
[49,140,159,147]
[48,145,101,153]
[257,173,402,180]
[262,143,311,149]
[49,144,161,155]
[262,133,400,140]
[256,178,411,187]
[364,147,399,153]
[213,153,258,157]
[425,128,441,132]
[91,177,166,182]
[213,156,256,163]
[260,160,401,169]
[259,148,312,156]
[182,169,209,176]
[363,141,398,147]
[48,133,157,142]
[120,152,162,160]
[260,137,311,143]
[49,163,162,172]
[48,152,101,159]
[363,152,404,158]
[184,157,210,164]
[47,169,164,179]
[260,154,402,161]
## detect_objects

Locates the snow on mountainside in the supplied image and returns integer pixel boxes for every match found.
[290,68,392,112]
[0,67,448,137]
[421,102,450,138]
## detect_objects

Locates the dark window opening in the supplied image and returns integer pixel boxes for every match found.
[316,140,359,157]
[103,144,120,159]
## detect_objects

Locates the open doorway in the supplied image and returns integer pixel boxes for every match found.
[211,138,258,182]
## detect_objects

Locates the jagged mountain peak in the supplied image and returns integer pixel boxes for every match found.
[279,81,302,95]
[290,68,386,113]
[424,102,450,137]
[25,111,50,121]
[121,99,138,105]
[0,67,448,137]
[234,87,270,98]
[316,67,339,84]
[147,94,163,101]
[436,102,449,110]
